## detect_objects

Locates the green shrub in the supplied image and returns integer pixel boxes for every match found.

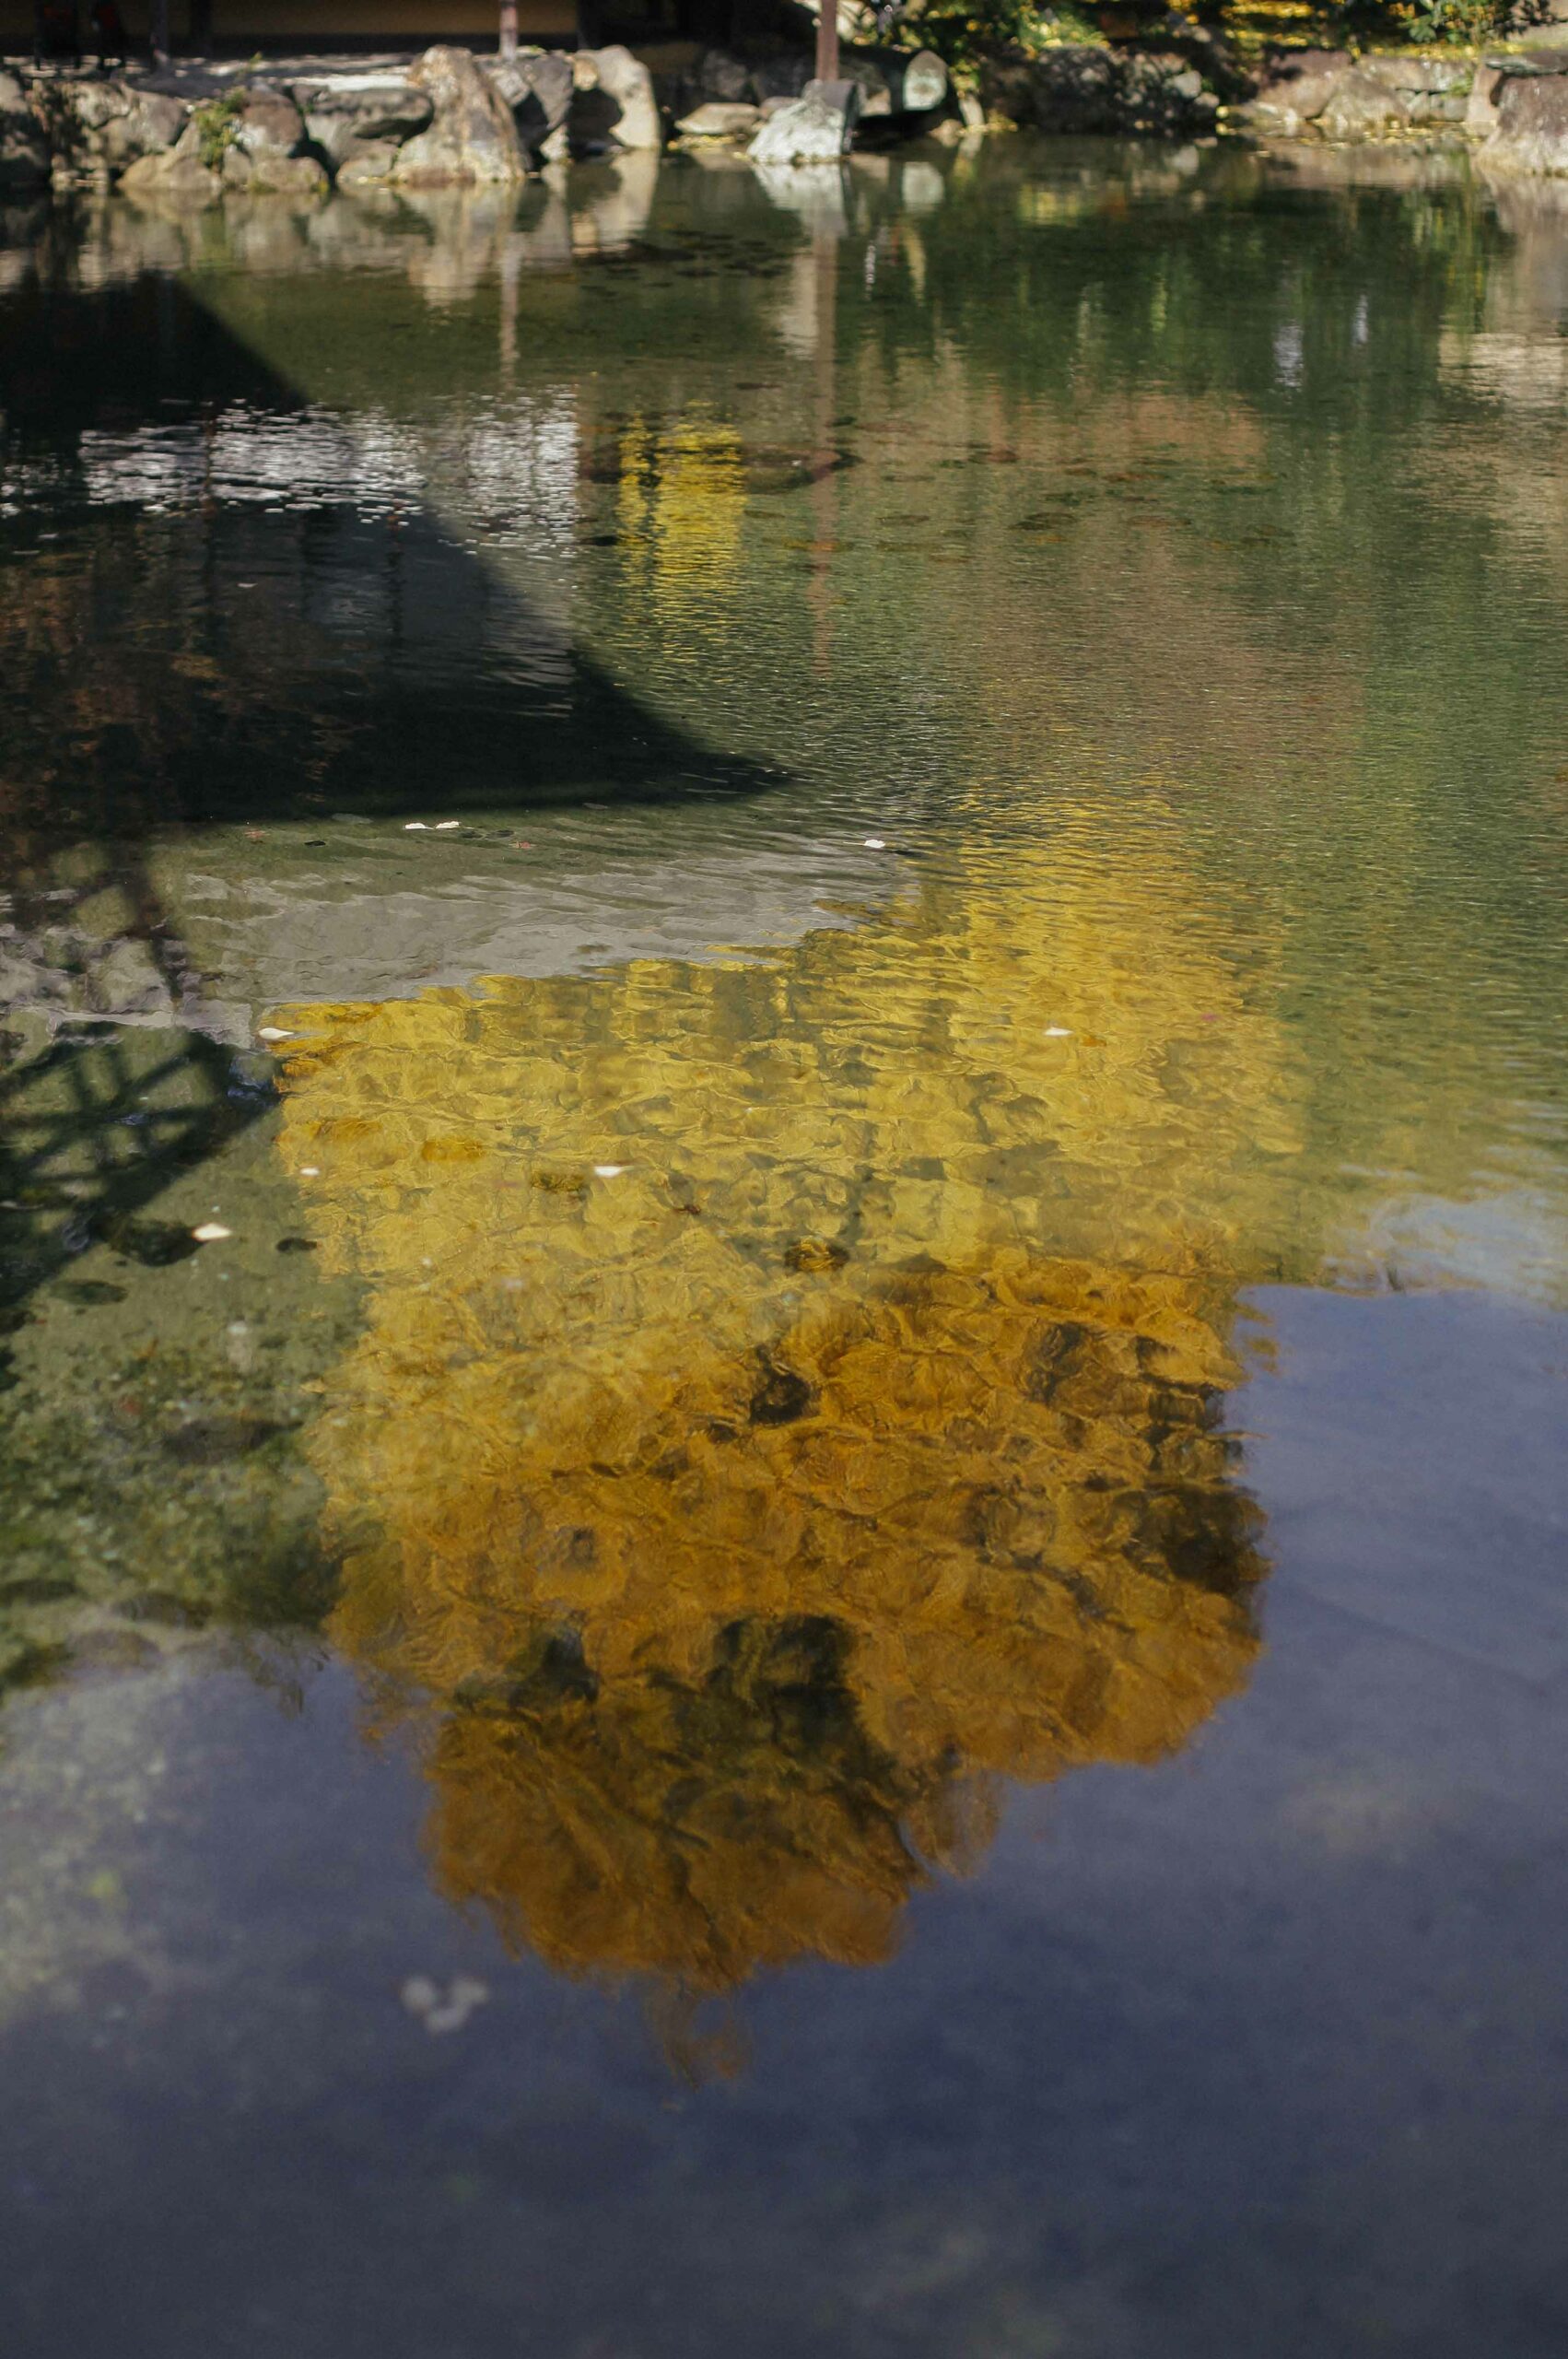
[193,88,246,171]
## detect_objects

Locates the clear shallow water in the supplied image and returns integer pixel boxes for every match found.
[1,138,1566,2357]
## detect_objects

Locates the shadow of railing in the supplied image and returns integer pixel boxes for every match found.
[0,852,274,1356]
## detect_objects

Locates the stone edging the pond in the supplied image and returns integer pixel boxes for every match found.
[6,34,1568,203]
[0,41,966,200]
[981,38,1568,168]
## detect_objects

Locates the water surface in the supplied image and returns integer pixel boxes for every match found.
[1,137,1565,2358]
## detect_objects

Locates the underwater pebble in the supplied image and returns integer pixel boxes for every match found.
[434,820,461,831]
[256,1027,294,1043]
[191,1223,231,1243]
[1043,1027,1072,1039]
[593,1164,628,1179]
[404,821,427,831]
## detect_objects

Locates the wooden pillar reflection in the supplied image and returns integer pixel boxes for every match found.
[809,227,838,677]
[499,0,518,58]
[499,236,521,380]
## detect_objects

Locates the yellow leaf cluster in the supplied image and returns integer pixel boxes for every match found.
[272,834,1281,1990]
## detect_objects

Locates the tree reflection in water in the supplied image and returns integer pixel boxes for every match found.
[273,820,1276,2011]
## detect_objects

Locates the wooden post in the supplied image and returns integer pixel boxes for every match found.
[814,0,838,88]
[499,0,518,58]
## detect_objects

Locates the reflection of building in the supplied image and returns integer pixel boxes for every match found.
[271,827,1281,1993]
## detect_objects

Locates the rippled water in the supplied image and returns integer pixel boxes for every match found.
[1,139,1566,2358]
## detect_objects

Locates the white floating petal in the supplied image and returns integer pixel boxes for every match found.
[192,1223,232,1242]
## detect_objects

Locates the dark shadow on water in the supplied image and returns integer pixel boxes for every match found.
[0,260,782,1337]
[0,270,782,840]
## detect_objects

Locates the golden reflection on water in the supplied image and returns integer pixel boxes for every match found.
[273,816,1282,1993]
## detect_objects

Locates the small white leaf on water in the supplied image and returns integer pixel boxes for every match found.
[402,1972,488,2035]
[593,1164,628,1179]
[192,1223,231,1242]
[863,837,887,850]
[1044,1026,1072,1039]
[298,1166,321,1178]
[434,820,461,831]
[404,822,427,831]
[256,1027,293,1042]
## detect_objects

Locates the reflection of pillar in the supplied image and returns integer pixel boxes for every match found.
[190,0,212,54]
[499,0,518,58]
[810,228,838,677]
[498,235,520,380]
[149,0,169,60]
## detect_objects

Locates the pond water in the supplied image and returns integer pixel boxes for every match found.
[1,135,1566,2358]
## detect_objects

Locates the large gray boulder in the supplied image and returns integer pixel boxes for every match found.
[677,100,761,140]
[335,139,404,191]
[1482,68,1568,172]
[1315,65,1411,138]
[1236,48,1356,135]
[751,53,813,105]
[27,75,187,185]
[228,88,326,188]
[385,45,528,185]
[840,47,948,119]
[697,48,754,102]
[985,46,1214,137]
[1241,48,1474,140]
[749,77,861,163]
[570,46,662,154]
[122,84,326,199]
[488,49,573,160]
[289,72,433,167]
[1466,60,1506,137]
[1352,53,1471,124]
[0,69,49,191]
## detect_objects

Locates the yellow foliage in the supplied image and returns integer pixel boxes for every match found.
[273,826,1281,1991]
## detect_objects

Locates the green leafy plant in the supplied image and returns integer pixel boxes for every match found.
[882,0,1101,72]
[1388,0,1510,40]
[193,87,246,171]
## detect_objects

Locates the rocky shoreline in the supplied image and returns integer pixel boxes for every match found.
[6,32,1568,201]
[0,40,964,199]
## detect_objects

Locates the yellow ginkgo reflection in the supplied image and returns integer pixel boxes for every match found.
[274,814,1285,1995]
